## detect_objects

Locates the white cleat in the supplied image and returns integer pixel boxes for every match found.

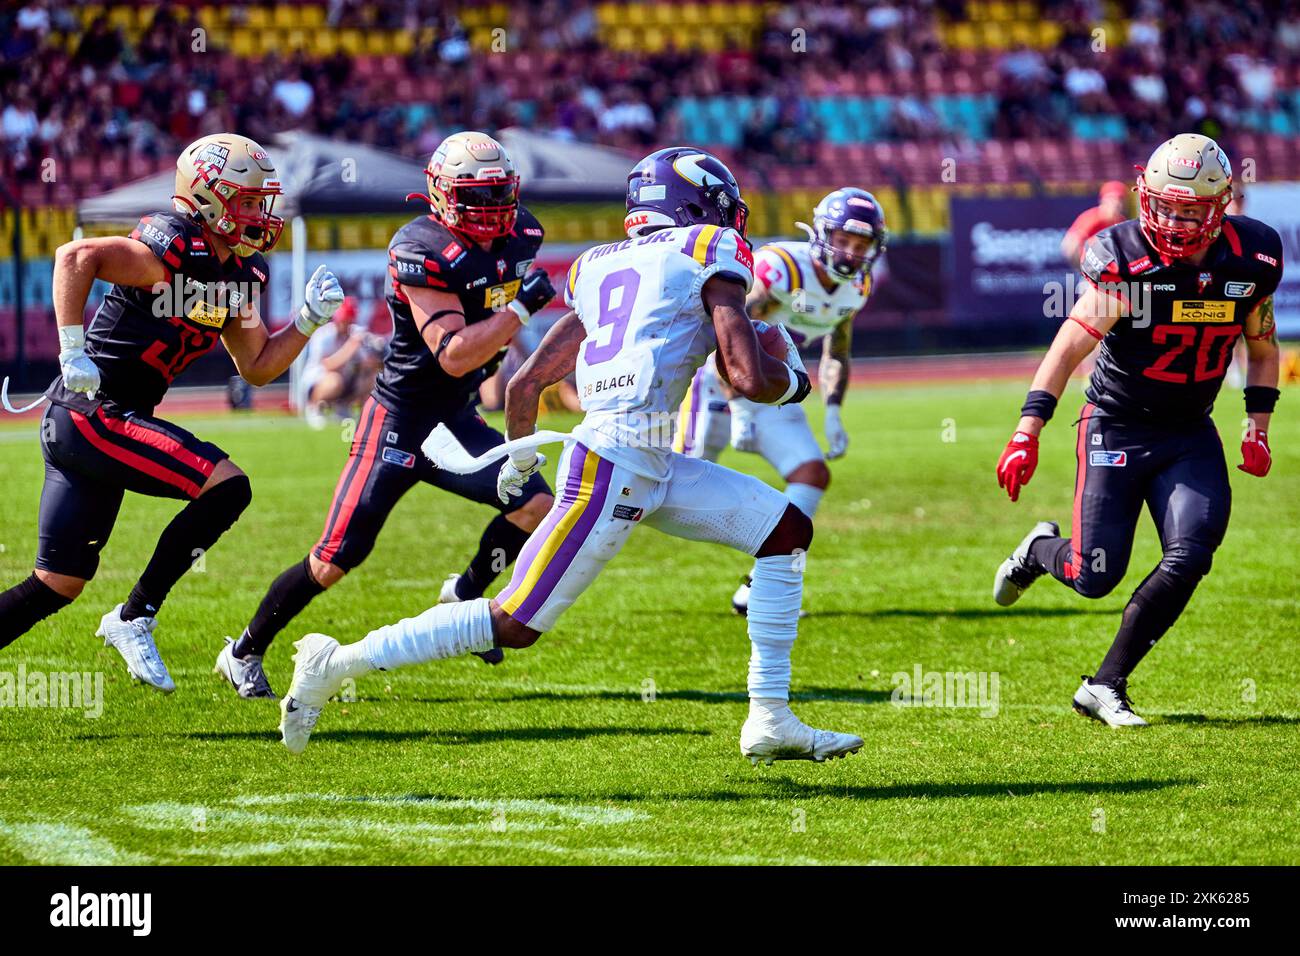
[732,576,752,616]
[279,633,350,754]
[1072,676,1149,727]
[96,604,174,693]
[993,520,1059,606]
[214,637,277,700]
[740,700,863,765]
[438,573,461,604]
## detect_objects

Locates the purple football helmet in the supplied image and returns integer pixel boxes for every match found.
[624,147,749,239]
[799,187,887,283]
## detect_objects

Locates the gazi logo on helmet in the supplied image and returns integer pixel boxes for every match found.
[1136,133,1233,261]
[409,131,520,242]
[797,188,887,284]
[174,133,284,256]
[624,147,749,238]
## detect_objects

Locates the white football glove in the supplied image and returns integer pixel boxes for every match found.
[497,451,546,505]
[729,398,759,452]
[824,403,848,460]
[295,264,346,335]
[58,325,100,399]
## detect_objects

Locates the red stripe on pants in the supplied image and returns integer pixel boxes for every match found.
[314,401,388,565]
[94,409,216,478]
[70,410,201,498]
[1064,402,1096,580]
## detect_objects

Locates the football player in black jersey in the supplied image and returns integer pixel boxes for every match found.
[993,134,1283,726]
[0,133,345,691]
[218,131,556,698]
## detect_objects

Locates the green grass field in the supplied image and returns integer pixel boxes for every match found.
[1,378,1297,865]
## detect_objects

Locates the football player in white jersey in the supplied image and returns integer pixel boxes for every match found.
[277,147,863,765]
[675,188,886,613]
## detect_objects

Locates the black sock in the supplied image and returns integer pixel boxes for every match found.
[233,556,326,658]
[1094,566,1201,684]
[0,574,74,650]
[1029,535,1071,580]
[455,514,531,600]
[122,476,252,621]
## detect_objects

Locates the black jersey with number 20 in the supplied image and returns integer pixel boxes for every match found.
[1080,216,1283,423]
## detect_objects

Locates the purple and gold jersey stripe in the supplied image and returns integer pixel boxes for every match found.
[566,249,590,301]
[672,367,704,454]
[682,224,723,267]
[498,444,614,622]
[769,245,804,294]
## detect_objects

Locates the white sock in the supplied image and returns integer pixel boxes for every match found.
[358,598,495,671]
[747,554,804,700]
[744,483,822,588]
[784,481,824,519]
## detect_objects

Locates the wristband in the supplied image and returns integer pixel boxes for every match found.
[507,299,531,325]
[1020,389,1058,423]
[778,367,811,405]
[1244,386,1280,414]
[58,324,86,353]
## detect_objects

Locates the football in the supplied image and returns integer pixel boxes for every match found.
[715,321,789,387]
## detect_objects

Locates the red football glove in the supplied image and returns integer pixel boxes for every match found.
[996,431,1039,502]
[1239,430,1271,477]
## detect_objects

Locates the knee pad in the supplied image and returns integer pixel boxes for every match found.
[1159,542,1214,581]
[207,474,253,524]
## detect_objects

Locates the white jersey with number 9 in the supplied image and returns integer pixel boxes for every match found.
[564,223,753,480]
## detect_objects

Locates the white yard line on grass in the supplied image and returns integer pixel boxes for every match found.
[0,820,150,865]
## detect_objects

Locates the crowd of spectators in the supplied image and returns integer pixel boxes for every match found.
[2,0,1299,201]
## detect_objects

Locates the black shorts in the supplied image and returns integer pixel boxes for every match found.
[36,402,229,578]
[1052,402,1231,597]
[312,396,551,571]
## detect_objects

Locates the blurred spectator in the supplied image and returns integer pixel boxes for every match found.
[301,298,385,429]
[1061,180,1130,265]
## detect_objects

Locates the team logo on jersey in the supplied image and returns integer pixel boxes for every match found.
[496,258,507,280]
[1127,255,1152,274]
[1090,450,1127,467]
[486,280,522,309]
[1172,300,1234,323]
[734,241,754,272]
[381,448,416,469]
[1255,252,1278,267]
[1224,281,1256,297]
[1197,272,1213,294]
[186,302,228,328]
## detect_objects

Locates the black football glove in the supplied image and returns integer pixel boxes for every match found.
[512,267,556,319]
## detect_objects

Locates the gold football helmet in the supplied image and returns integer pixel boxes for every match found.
[174,133,284,256]
[414,131,519,240]
[1136,133,1233,260]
